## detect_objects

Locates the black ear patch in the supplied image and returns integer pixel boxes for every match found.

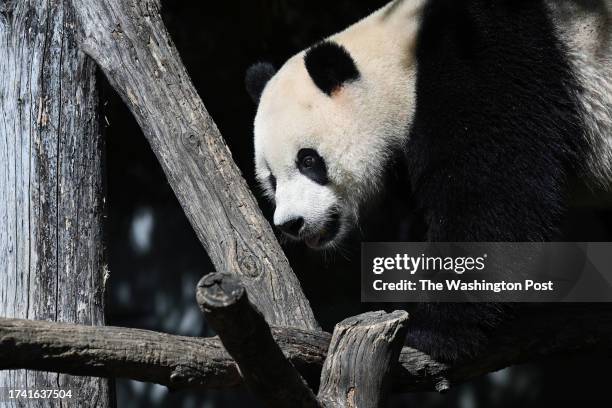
[245,62,277,103]
[304,41,360,96]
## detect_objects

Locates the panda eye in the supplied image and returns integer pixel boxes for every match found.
[297,148,328,185]
[301,155,315,168]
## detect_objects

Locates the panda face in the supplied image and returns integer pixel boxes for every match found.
[251,0,423,249]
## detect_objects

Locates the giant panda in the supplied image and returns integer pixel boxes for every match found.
[245,0,612,362]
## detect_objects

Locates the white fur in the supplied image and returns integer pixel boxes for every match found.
[546,0,612,187]
[254,0,425,248]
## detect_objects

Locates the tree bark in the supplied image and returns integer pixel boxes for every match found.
[0,317,329,391]
[0,1,110,406]
[69,0,318,330]
[197,273,321,408]
[317,311,409,408]
[3,305,610,394]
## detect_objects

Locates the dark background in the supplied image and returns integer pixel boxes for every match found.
[101,1,612,406]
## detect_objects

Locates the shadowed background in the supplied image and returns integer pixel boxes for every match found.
[101,1,612,406]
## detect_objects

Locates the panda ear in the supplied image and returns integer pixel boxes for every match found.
[304,41,360,96]
[245,62,277,104]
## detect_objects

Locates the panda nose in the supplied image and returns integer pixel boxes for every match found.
[276,217,304,237]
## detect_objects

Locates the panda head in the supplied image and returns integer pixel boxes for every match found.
[247,1,422,249]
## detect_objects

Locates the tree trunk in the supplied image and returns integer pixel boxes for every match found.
[0,1,110,406]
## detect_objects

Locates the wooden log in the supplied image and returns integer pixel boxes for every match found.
[0,1,110,405]
[317,311,409,408]
[2,304,612,393]
[68,0,318,330]
[0,317,328,390]
[197,273,321,408]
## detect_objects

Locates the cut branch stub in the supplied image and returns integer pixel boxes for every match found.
[197,273,321,408]
[318,311,409,408]
[197,273,245,310]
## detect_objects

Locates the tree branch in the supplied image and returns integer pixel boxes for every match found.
[197,273,321,408]
[318,311,409,408]
[69,0,318,330]
[2,305,611,393]
[0,317,326,390]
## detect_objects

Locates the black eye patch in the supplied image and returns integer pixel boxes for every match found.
[296,148,328,185]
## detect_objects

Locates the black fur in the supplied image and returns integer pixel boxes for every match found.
[304,41,360,96]
[245,62,277,103]
[268,174,277,192]
[402,0,584,362]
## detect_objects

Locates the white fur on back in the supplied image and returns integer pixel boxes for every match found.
[547,0,612,188]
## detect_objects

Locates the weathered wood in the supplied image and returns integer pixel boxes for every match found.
[0,317,329,391]
[68,0,318,330]
[318,311,409,408]
[0,1,109,406]
[3,305,610,393]
[197,273,321,408]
